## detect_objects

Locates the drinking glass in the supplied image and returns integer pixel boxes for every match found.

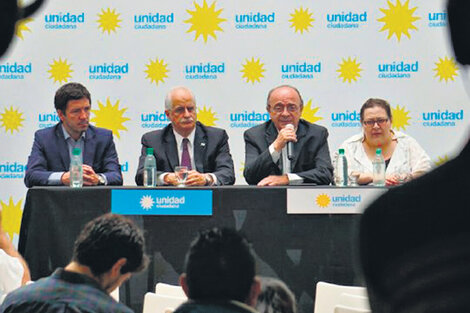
[394,165,412,185]
[348,171,361,186]
[175,166,188,187]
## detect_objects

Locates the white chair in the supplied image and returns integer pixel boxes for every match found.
[155,283,187,299]
[334,304,370,313]
[142,292,187,313]
[338,293,370,311]
[313,281,367,313]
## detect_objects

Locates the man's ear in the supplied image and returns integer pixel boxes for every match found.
[111,258,127,277]
[247,276,261,307]
[57,109,65,122]
[179,273,190,297]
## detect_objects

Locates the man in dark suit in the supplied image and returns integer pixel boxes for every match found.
[359,1,470,312]
[24,82,123,187]
[135,86,235,186]
[243,85,333,186]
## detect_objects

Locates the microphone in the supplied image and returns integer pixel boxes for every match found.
[285,124,295,160]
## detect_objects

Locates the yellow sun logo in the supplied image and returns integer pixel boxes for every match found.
[0,106,25,134]
[145,58,170,85]
[289,7,315,34]
[434,56,458,82]
[316,194,330,208]
[378,0,420,42]
[337,57,362,83]
[241,57,266,84]
[239,162,245,173]
[391,105,411,131]
[1,197,23,240]
[301,99,323,123]
[48,58,73,84]
[434,155,449,167]
[91,98,130,139]
[197,106,218,126]
[15,18,33,40]
[97,8,122,34]
[184,0,226,43]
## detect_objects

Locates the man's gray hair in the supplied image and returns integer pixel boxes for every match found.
[265,85,304,110]
[164,86,196,111]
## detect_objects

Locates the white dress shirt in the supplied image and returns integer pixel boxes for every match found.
[157,128,217,185]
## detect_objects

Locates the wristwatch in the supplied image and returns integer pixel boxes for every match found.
[97,174,106,185]
[204,174,213,186]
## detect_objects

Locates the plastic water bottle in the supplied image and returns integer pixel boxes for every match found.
[143,147,156,187]
[372,148,386,186]
[335,148,348,186]
[70,148,83,188]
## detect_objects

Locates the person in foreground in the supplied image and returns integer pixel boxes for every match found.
[0,210,30,302]
[256,277,297,313]
[0,213,148,313]
[336,98,430,186]
[135,86,235,186]
[175,227,260,313]
[359,1,470,312]
[243,85,333,186]
[24,82,123,187]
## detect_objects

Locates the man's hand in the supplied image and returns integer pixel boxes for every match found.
[185,170,207,186]
[164,173,178,186]
[258,175,289,186]
[61,171,71,185]
[82,165,100,186]
[273,127,297,152]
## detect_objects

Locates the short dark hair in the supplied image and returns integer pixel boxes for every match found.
[72,214,148,276]
[184,227,256,302]
[266,85,304,110]
[256,277,297,313]
[54,82,91,113]
[360,98,392,123]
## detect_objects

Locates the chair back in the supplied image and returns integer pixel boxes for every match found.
[334,304,370,313]
[338,294,370,311]
[142,292,187,313]
[110,287,119,302]
[155,283,187,298]
[314,281,367,313]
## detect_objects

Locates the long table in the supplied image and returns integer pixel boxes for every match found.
[19,186,377,313]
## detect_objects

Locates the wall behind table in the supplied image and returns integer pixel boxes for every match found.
[0,0,467,245]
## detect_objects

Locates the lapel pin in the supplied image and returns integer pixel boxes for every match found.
[201,142,206,147]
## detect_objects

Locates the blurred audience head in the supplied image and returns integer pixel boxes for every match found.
[256,277,297,313]
[180,227,260,305]
[72,213,148,277]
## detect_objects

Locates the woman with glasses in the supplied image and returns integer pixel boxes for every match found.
[335,98,431,185]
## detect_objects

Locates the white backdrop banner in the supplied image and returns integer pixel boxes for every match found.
[0,0,468,242]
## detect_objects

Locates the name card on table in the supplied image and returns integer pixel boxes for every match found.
[287,188,387,214]
[111,189,212,215]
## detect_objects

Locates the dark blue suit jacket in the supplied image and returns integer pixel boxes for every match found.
[135,122,235,186]
[24,123,123,187]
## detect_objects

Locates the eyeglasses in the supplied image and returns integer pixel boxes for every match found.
[269,104,300,114]
[172,106,195,115]
[363,118,388,127]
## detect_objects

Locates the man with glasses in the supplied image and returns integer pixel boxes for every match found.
[24,82,123,187]
[243,85,333,186]
[135,86,235,186]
